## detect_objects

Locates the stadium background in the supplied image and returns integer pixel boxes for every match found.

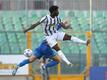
[0,0,107,80]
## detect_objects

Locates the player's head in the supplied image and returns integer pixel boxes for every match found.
[49,5,59,16]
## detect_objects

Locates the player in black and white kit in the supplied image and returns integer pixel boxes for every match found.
[24,5,90,66]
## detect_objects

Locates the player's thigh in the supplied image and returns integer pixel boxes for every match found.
[57,32,65,40]
[52,55,61,62]
[45,36,57,47]
[29,55,37,62]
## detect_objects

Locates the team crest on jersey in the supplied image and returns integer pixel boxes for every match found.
[50,24,55,28]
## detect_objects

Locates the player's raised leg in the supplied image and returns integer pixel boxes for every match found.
[45,35,72,66]
[12,55,37,76]
[52,44,72,66]
[63,34,90,45]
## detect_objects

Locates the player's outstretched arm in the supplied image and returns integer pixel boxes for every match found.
[24,21,41,33]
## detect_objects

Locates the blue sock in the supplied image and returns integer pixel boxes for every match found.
[45,60,59,68]
[18,59,30,67]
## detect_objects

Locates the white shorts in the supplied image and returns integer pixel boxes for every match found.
[45,32,65,47]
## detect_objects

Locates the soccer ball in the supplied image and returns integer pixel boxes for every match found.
[24,49,33,57]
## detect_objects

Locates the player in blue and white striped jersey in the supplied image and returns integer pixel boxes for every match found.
[24,5,90,66]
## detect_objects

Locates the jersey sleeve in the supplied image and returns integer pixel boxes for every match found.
[39,16,47,23]
[57,23,62,30]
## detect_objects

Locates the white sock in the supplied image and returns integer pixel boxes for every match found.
[71,36,86,44]
[57,50,71,65]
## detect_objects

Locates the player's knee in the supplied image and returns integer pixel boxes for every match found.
[63,34,71,40]
[29,55,37,63]
[53,55,61,63]
[56,56,61,62]
[52,43,61,51]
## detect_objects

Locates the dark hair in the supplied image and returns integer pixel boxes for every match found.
[49,5,59,13]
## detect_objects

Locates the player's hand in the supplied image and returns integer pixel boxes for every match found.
[63,21,72,29]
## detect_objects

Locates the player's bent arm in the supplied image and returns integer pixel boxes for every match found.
[24,21,41,33]
[60,21,72,29]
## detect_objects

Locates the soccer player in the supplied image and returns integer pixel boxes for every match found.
[12,40,72,76]
[24,5,90,66]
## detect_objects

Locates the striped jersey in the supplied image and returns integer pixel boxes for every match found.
[40,15,61,36]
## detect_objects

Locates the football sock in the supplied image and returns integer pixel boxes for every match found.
[71,36,86,44]
[57,50,71,65]
[17,59,30,67]
[44,60,59,68]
